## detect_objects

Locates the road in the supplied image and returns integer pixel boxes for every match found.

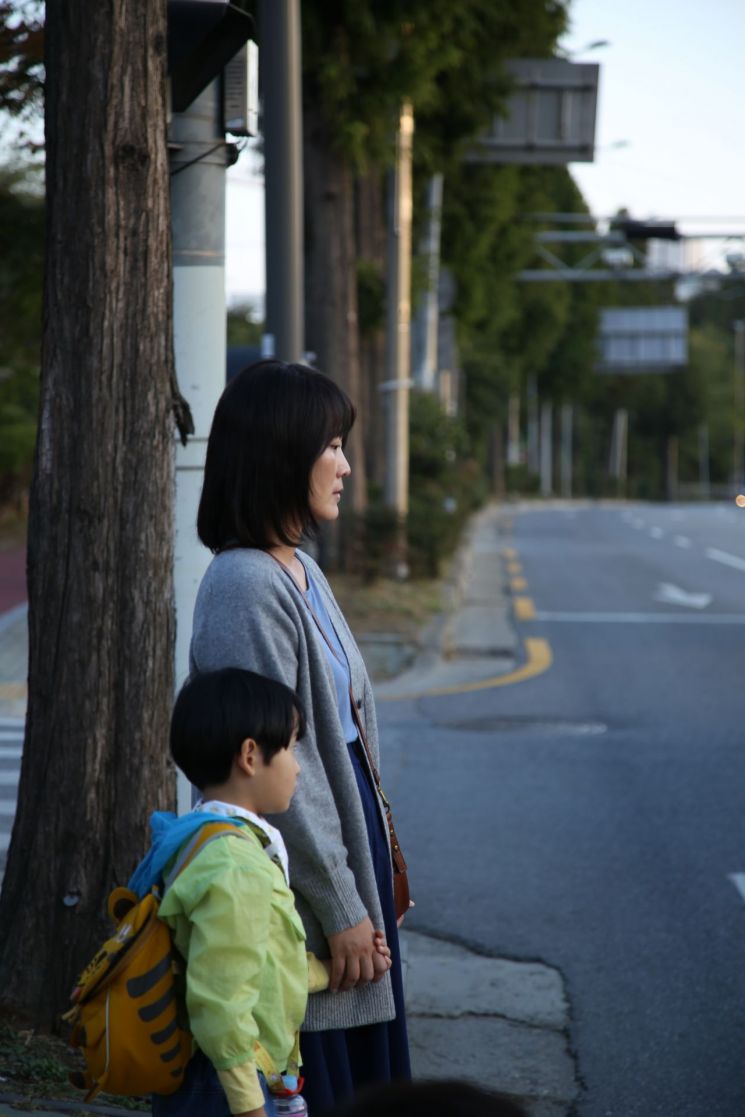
[380,502,745,1117]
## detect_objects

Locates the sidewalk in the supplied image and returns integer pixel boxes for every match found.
[0,504,578,1116]
[0,603,27,720]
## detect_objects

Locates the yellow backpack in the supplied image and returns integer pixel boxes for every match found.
[63,821,248,1101]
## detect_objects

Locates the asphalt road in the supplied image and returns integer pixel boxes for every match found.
[379,502,745,1117]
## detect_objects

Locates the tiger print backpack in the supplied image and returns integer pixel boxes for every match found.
[63,821,246,1101]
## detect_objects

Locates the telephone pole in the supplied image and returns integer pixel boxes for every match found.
[259,0,304,361]
[384,101,414,526]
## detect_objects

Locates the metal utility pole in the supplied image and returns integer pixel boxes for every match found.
[540,401,553,497]
[507,394,521,467]
[560,403,573,498]
[170,80,231,812]
[412,172,443,392]
[527,376,539,474]
[733,320,745,490]
[260,0,304,362]
[384,101,414,521]
[698,423,711,498]
[609,408,628,495]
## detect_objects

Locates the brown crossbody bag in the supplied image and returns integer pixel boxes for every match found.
[270,555,411,922]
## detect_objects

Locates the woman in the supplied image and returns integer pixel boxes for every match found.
[190,359,411,1112]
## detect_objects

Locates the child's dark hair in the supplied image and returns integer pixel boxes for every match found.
[170,668,306,790]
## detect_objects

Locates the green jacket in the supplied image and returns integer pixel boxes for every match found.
[159,826,327,1113]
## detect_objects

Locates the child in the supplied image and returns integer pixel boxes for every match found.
[128,667,391,1117]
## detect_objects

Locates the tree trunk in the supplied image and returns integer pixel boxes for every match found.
[0,0,176,1028]
[355,170,387,491]
[304,103,367,514]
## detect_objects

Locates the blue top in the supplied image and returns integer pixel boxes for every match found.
[303,567,358,744]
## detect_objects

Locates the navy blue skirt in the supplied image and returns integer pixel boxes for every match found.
[299,740,411,1114]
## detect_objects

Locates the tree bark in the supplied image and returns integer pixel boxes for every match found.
[0,0,176,1027]
[355,170,388,491]
[304,102,367,514]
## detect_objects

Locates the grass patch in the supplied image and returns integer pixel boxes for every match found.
[328,573,444,643]
[0,1017,147,1110]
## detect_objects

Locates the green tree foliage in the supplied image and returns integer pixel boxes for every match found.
[302,1,566,174]
[0,1,44,143]
[226,300,263,347]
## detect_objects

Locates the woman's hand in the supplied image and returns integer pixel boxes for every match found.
[328,916,381,991]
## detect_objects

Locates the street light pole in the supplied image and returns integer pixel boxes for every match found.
[259,0,304,362]
[733,320,745,491]
[384,101,414,526]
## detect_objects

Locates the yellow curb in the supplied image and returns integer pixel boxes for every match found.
[506,561,522,575]
[502,547,518,560]
[514,596,536,620]
[510,576,528,591]
[380,637,552,700]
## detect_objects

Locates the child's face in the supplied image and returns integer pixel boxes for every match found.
[250,729,300,814]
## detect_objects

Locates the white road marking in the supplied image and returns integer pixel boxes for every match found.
[532,612,745,624]
[729,874,745,904]
[0,746,22,760]
[0,772,19,787]
[654,583,712,610]
[673,535,691,548]
[649,526,664,539]
[706,547,745,573]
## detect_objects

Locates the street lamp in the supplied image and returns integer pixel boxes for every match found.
[560,38,610,59]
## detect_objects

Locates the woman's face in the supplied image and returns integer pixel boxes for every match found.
[309,437,351,522]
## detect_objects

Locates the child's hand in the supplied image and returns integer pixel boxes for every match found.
[371,929,392,982]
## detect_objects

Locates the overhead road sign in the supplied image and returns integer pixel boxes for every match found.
[467,59,599,165]
[597,307,688,374]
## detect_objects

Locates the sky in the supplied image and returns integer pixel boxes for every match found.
[559,0,745,265]
[225,0,745,301]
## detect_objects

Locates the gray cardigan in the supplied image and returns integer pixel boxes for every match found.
[189,547,396,1031]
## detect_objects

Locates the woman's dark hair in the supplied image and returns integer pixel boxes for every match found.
[319,1081,529,1117]
[197,359,356,551]
[170,668,306,790]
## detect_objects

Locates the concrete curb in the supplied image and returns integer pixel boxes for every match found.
[401,931,578,1117]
